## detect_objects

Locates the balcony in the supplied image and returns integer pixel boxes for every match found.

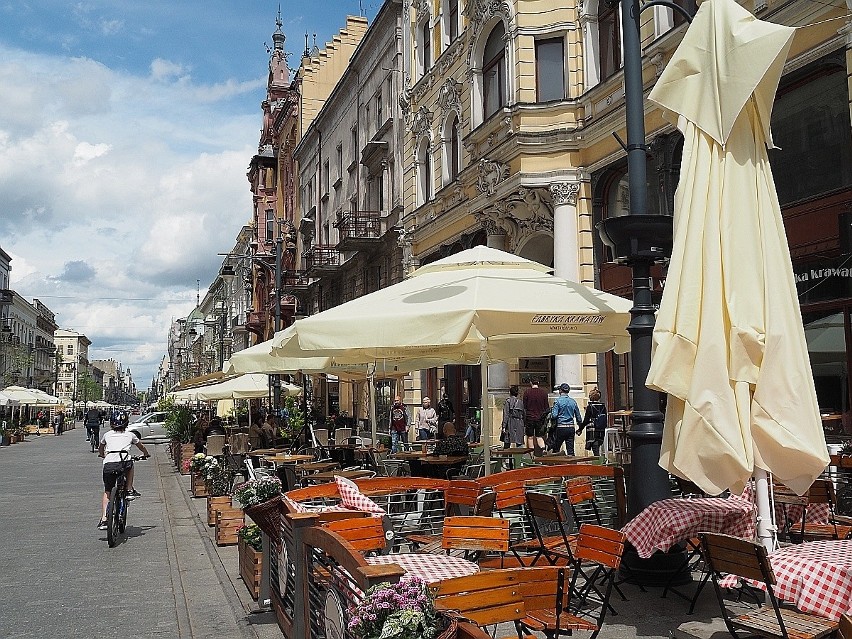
[245,310,267,337]
[302,245,341,277]
[334,211,383,252]
[282,270,313,293]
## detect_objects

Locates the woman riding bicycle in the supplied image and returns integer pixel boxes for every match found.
[97,411,149,530]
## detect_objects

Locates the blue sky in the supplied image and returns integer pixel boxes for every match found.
[0,0,379,390]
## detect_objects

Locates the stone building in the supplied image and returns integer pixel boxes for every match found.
[294,0,406,419]
[54,329,92,405]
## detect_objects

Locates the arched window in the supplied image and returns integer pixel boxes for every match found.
[443,115,461,185]
[598,1,621,82]
[417,137,432,206]
[482,22,506,120]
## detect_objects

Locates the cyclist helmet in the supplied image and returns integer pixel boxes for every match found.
[112,411,129,429]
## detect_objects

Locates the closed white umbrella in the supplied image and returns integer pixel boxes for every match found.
[271,246,632,473]
[646,0,829,549]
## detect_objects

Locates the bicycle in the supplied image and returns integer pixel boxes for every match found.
[104,451,147,547]
[87,425,100,453]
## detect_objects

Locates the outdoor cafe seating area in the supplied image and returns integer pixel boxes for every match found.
[234,449,852,639]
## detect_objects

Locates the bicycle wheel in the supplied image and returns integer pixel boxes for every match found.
[118,491,128,534]
[106,485,120,547]
[90,432,98,454]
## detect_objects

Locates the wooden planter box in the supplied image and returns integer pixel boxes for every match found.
[215,506,243,546]
[238,537,263,599]
[207,495,232,526]
[191,473,209,498]
[179,444,195,474]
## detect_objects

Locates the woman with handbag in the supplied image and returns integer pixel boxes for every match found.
[577,387,607,456]
[501,385,525,447]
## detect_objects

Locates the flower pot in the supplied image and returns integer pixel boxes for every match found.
[179,444,195,474]
[238,537,263,599]
[0,435,10,446]
[215,506,243,546]
[207,495,232,526]
[191,473,210,498]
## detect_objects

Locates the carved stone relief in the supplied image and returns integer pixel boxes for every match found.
[437,79,463,117]
[475,186,554,250]
[465,0,513,64]
[413,0,430,24]
[475,158,510,196]
[411,106,433,138]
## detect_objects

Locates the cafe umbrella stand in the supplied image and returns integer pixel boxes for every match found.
[595,0,693,586]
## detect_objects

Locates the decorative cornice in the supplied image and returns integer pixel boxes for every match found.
[475,158,510,196]
[466,0,513,64]
[549,182,580,207]
[413,0,430,23]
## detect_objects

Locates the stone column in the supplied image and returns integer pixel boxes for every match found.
[484,219,510,443]
[550,182,583,394]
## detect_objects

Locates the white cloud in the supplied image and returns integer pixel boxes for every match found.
[2,43,262,385]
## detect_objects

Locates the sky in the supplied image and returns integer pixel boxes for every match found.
[0,0,381,391]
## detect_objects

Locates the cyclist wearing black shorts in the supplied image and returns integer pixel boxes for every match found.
[97,411,149,530]
[84,406,101,445]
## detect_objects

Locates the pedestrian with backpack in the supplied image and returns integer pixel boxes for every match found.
[577,387,608,456]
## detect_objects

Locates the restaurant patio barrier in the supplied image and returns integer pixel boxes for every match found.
[270,465,627,639]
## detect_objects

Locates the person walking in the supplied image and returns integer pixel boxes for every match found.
[522,380,550,455]
[389,396,410,453]
[501,385,525,447]
[436,391,454,438]
[415,396,438,441]
[577,387,608,456]
[550,383,582,455]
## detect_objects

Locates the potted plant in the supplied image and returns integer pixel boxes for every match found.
[159,397,195,472]
[233,476,284,538]
[237,524,263,598]
[186,453,212,497]
[348,577,455,639]
[0,423,11,446]
[836,441,852,515]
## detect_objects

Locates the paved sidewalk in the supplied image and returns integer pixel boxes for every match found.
[0,428,280,639]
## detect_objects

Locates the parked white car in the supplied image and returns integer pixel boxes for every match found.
[128,411,168,441]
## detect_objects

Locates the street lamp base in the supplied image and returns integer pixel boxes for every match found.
[618,547,691,587]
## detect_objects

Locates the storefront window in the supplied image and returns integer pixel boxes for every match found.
[769,54,852,205]
[802,308,850,435]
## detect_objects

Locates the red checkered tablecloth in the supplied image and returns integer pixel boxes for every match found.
[622,497,756,559]
[366,553,479,583]
[719,540,852,620]
[740,482,831,528]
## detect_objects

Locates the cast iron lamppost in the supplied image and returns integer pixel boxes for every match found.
[595,0,693,585]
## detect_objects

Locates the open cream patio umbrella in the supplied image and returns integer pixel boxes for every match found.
[272,246,633,472]
[646,0,829,549]
[227,337,460,445]
[193,373,301,401]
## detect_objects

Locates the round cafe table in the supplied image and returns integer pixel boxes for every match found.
[720,540,852,621]
[366,553,478,583]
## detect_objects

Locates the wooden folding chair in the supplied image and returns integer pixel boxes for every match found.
[322,516,389,556]
[523,491,577,566]
[839,614,852,639]
[566,477,603,526]
[699,532,838,639]
[409,485,492,553]
[790,479,852,542]
[442,516,510,566]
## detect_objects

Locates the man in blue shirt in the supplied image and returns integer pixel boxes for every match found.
[550,383,582,455]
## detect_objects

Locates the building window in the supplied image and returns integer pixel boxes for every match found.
[444,115,461,184]
[417,137,432,206]
[482,22,507,120]
[337,145,343,182]
[67,345,74,356]
[386,77,393,114]
[599,1,621,82]
[376,92,383,129]
[351,127,358,162]
[422,21,432,76]
[376,173,384,211]
[449,0,459,42]
[536,37,565,102]
[265,209,275,241]
[323,161,329,195]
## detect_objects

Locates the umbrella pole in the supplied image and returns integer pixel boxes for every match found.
[481,340,491,476]
[368,373,378,447]
[753,468,776,552]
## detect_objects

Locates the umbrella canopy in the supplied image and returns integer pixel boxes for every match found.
[194,373,301,401]
[0,386,60,405]
[646,0,828,503]
[804,313,845,364]
[0,392,20,407]
[272,246,632,362]
[271,246,632,472]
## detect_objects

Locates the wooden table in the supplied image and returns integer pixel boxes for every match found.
[390,451,428,460]
[491,447,534,456]
[304,469,374,484]
[533,454,597,465]
[263,454,314,463]
[295,461,339,475]
[248,448,287,457]
[609,410,632,430]
[419,455,468,465]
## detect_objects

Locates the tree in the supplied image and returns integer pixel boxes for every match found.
[77,372,102,403]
